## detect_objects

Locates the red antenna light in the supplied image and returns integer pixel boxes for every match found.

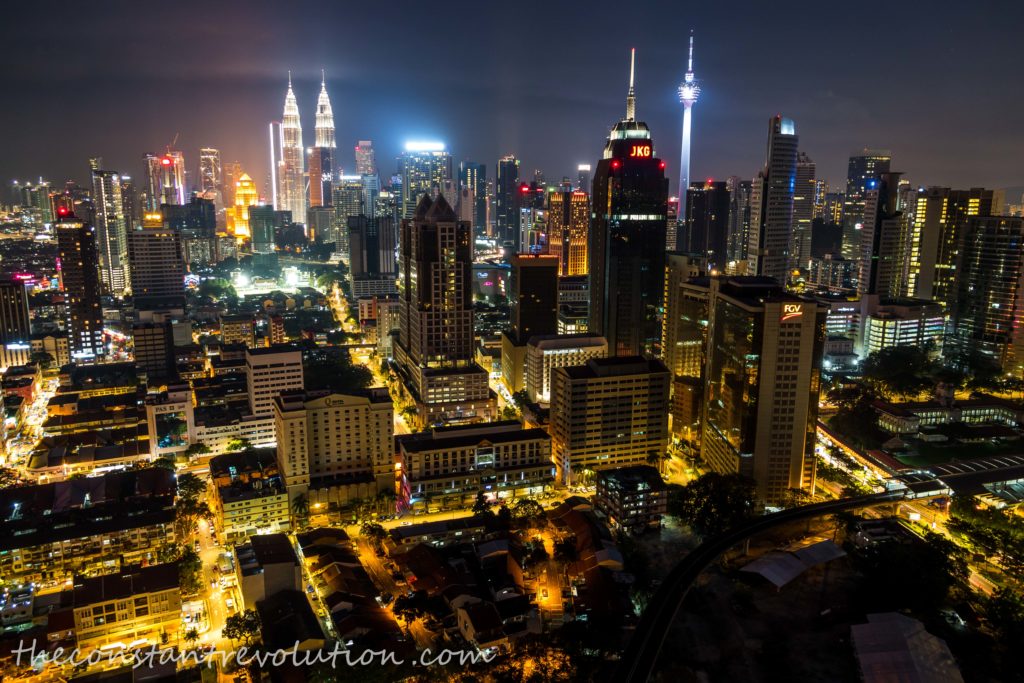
[611,160,621,169]
[161,157,171,166]
[57,206,69,216]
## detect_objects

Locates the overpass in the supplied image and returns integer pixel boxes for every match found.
[616,489,907,683]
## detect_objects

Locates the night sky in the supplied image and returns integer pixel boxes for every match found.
[2,0,1021,196]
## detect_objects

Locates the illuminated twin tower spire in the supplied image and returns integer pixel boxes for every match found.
[273,70,337,220]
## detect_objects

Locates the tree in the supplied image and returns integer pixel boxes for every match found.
[496,504,512,530]
[853,532,968,614]
[360,522,388,553]
[861,345,934,399]
[225,438,251,453]
[176,472,207,502]
[29,351,54,370]
[223,609,261,645]
[291,494,310,527]
[184,628,199,648]
[178,547,203,595]
[511,498,546,522]
[666,472,756,539]
[185,443,210,458]
[152,456,176,471]
[175,497,212,540]
[472,491,492,515]
[197,278,237,301]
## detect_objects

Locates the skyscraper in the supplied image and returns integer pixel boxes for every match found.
[726,176,752,269]
[400,143,451,219]
[347,215,398,298]
[951,216,1024,375]
[747,115,799,284]
[576,164,591,194]
[332,175,364,255]
[128,212,185,313]
[791,152,816,270]
[91,168,129,293]
[858,172,909,298]
[198,147,222,204]
[546,189,589,276]
[277,74,306,223]
[700,277,824,505]
[495,155,520,247]
[355,141,376,176]
[841,150,892,259]
[56,210,105,360]
[225,173,259,242]
[458,161,487,234]
[248,205,277,255]
[0,278,31,347]
[588,49,669,357]
[680,180,730,268]
[309,71,336,208]
[394,195,494,427]
[906,187,993,306]
[677,31,700,219]
[142,152,186,211]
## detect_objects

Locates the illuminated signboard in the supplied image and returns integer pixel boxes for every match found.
[629,144,652,158]
[781,303,802,322]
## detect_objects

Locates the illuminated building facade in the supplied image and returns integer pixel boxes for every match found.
[495,155,520,247]
[394,195,495,427]
[700,277,824,505]
[309,72,336,208]
[127,212,185,312]
[277,74,306,223]
[747,115,798,284]
[546,189,589,276]
[841,150,891,259]
[199,147,222,204]
[142,151,186,211]
[792,152,816,270]
[400,143,451,219]
[677,32,700,220]
[90,168,129,293]
[355,140,376,175]
[588,49,669,357]
[226,172,259,242]
[56,211,105,360]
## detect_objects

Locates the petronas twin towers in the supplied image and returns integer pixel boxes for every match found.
[274,71,336,221]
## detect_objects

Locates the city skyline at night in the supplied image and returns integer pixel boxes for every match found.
[2,1,1022,194]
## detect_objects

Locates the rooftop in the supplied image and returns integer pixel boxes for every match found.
[73,563,179,605]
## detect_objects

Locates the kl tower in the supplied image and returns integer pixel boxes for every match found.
[677,31,700,223]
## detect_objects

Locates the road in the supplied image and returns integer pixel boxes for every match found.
[616,490,905,683]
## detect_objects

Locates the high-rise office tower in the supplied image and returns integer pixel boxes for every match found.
[680,180,730,268]
[495,155,520,247]
[132,320,176,381]
[277,74,306,223]
[510,254,559,339]
[747,115,799,284]
[588,49,669,357]
[225,173,259,242]
[128,212,185,313]
[701,276,825,505]
[309,71,336,209]
[394,195,494,426]
[91,168,129,293]
[906,187,993,306]
[361,174,380,220]
[792,152,816,270]
[858,172,909,298]
[331,175,364,255]
[726,177,752,269]
[198,147,222,204]
[223,160,243,208]
[0,278,31,346]
[812,179,829,220]
[841,150,891,259]
[951,216,1024,375]
[400,142,451,219]
[355,141,376,176]
[347,216,398,298]
[163,196,216,265]
[546,189,589,276]
[142,152,186,211]
[246,345,304,417]
[55,210,105,360]
[120,175,139,231]
[550,356,670,484]
[248,205,277,255]
[677,31,700,219]
[458,161,488,234]
[661,253,707,379]
[576,164,591,193]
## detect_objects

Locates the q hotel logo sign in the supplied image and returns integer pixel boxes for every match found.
[781,303,803,322]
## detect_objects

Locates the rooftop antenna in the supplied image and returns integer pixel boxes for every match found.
[626,48,636,121]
